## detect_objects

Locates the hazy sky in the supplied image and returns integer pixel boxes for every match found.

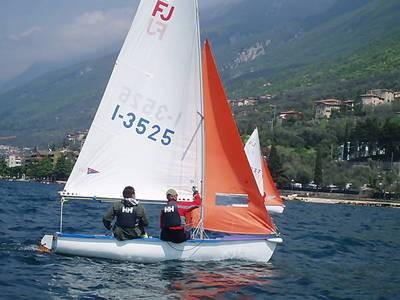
[0,0,235,82]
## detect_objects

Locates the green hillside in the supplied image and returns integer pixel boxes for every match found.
[228,0,400,99]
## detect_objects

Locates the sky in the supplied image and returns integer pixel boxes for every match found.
[0,0,235,83]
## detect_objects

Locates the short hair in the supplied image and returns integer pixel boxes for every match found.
[123,186,135,198]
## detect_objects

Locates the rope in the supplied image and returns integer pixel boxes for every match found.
[165,240,204,252]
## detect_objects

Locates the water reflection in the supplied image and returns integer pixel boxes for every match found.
[49,257,278,299]
[160,261,277,299]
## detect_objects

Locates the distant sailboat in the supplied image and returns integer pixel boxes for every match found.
[244,128,285,214]
[40,0,282,262]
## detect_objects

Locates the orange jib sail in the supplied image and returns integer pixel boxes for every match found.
[262,159,284,206]
[200,40,276,235]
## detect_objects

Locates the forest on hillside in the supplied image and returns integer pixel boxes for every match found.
[237,102,400,193]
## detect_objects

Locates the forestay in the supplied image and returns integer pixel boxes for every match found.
[63,0,203,201]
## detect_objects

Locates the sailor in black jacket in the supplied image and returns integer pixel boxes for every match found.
[103,186,149,241]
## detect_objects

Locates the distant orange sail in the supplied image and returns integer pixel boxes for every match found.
[262,158,284,206]
[200,40,276,235]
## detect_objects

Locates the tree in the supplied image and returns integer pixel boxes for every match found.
[268,145,286,186]
[241,134,250,144]
[53,155,73,181]
[0,160,8,177]
[24,162,36,178]
[314,147,323,187]
[380,117,400,161]
[8,166,24,179]
[341,121,352,160]
[36,158,54,179]
[297,169,312,184]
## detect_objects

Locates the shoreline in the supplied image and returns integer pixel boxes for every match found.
[285,195,400,208]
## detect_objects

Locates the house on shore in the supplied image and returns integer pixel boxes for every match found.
[361,89,395,106]
[315,99,354,119]
[229,95,272,107]
[278,110,303,122]
[25,150,55,165]
[5,155,23,168]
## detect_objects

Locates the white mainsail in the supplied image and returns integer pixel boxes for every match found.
[244,128,264,196]
[64,0,203,201]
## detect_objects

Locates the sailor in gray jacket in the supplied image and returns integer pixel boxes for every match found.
[103,186,149,241]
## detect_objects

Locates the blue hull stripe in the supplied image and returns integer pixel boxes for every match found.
[56,232,274,243]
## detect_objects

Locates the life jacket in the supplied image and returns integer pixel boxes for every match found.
[161,202,182,229]
[116,203,138,228]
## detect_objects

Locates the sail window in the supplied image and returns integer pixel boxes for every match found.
[215,193,249,206]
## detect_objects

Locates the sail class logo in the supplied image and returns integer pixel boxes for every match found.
[147,0,175,40]
[87,168,99,175]
[152,0,175,21]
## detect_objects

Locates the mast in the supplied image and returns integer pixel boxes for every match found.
[194,0,205,239]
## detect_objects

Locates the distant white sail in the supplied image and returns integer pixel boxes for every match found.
[244,128,264,196]
[64,0,203,201]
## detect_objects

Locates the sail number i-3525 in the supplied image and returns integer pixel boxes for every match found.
[111,104,175,146]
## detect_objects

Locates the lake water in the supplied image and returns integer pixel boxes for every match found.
[0,181,399,299]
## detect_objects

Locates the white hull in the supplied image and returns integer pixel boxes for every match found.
[41,233,282,263]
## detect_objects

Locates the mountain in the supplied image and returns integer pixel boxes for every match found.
[1,0,400,146]
[0,61,63,93]
[224,0,400,99]
[0,54,115,146]
[205,0,336,68]
[0,42,122,94]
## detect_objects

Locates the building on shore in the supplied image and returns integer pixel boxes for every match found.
[63,130,88,151]
[24,150,55,165]
[229,95,272,107]
[278,110,303,124]
[5,155,23,168]
[279,110,303,119]
[230,98,257,107]
[314,99,354,119]
[1,145,25,167]
[24,148,78,166]
[361,89,395,106]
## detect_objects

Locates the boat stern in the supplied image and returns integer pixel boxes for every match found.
[39,234,54,253]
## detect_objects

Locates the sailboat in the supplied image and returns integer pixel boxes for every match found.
[40,0,282,263]
[244,128,285,214]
